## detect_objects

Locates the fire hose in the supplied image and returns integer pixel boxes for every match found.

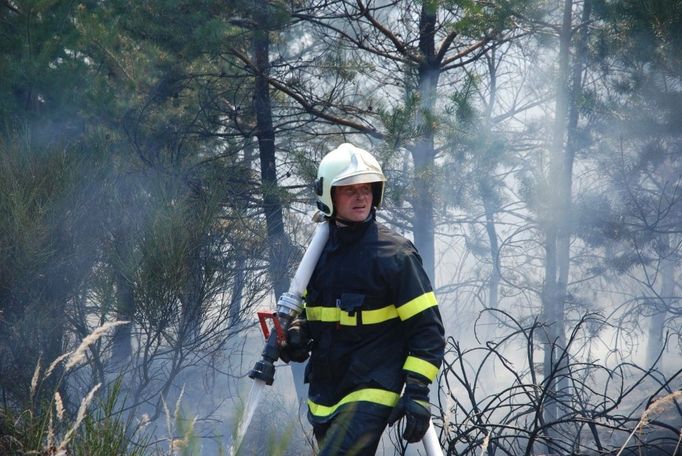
[248,216,329,386]
[248,217,443,456]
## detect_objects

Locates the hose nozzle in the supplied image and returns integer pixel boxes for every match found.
[249,356,276,385]
[248,295,301,386]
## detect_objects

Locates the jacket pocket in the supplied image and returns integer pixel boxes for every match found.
[336,293,364,316]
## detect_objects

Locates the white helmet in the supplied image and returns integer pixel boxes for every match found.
[314,143,386,217]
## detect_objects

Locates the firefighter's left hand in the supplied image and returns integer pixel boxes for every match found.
[387,376,431,443]
[278,318,311,363]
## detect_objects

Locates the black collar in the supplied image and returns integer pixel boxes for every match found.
[329,210,375,247]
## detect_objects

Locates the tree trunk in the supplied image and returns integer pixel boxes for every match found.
[228,141,254,333]
[541,1,592,452]
[541,0,575,449]
[253,5,290,299]
[252,2,304,401]
[179,234,204,345]
[646,241,673,369]
[111,227,135,365]
[484,199,500,312]
[482,48,501,319]
[410,3,440,283]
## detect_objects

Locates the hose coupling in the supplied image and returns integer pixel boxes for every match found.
[276,292,303,319]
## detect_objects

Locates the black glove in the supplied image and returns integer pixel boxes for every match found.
[278,319,311,363]
[388,376,431,443]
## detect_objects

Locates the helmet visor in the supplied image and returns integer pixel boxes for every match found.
[333,172,386,187]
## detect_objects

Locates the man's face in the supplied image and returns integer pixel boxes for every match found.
[332,183,373,222]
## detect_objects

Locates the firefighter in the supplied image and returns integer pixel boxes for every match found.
[280,143,445,455]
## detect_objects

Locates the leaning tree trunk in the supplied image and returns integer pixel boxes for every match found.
[482,49,502,329]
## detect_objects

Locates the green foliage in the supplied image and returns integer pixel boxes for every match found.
[594,0,682,129]
[0,404,47,455]
[0,133,108,402]
[231,387,307,456]
[0,1,125,143]
[171,407,201,456]
[72,381,151,456]
[585,0,682,274]
[1,351,150,456]
[3,0,682,453]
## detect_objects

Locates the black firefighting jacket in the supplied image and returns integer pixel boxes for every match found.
[303,213,445,423]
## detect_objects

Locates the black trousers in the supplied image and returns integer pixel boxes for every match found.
[313,404,391,456]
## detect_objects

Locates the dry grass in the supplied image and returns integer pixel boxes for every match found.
[162,385,201,456]
[480,431,490,456]
[673,428,682,456]
[30,357,41,400]
[45,353,72,379]
[55,382,102,454]
[615,390,682,456]
[27,321,130,455]
[64,321,129,372]
[54,392,64,421]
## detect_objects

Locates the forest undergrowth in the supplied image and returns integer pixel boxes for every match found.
[1,315,680,456]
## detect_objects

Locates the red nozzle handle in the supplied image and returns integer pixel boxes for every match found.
[257,311,285,343]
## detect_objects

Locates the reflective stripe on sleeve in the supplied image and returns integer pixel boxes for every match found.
[396,291,437,321]
[362,305,398,324]
[403,356,439,382]
[307,388,400,419]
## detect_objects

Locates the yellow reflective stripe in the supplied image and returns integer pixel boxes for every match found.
[339,312,356,326]
[362,305,398,324]
[304,305,400,326]
[396,291,437,321]
[414,399,431,411]
[403,356,439,382]
[305,306,340,322]
[307,388,400,418]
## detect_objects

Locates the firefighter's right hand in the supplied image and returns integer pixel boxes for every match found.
[278,319,311,363]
